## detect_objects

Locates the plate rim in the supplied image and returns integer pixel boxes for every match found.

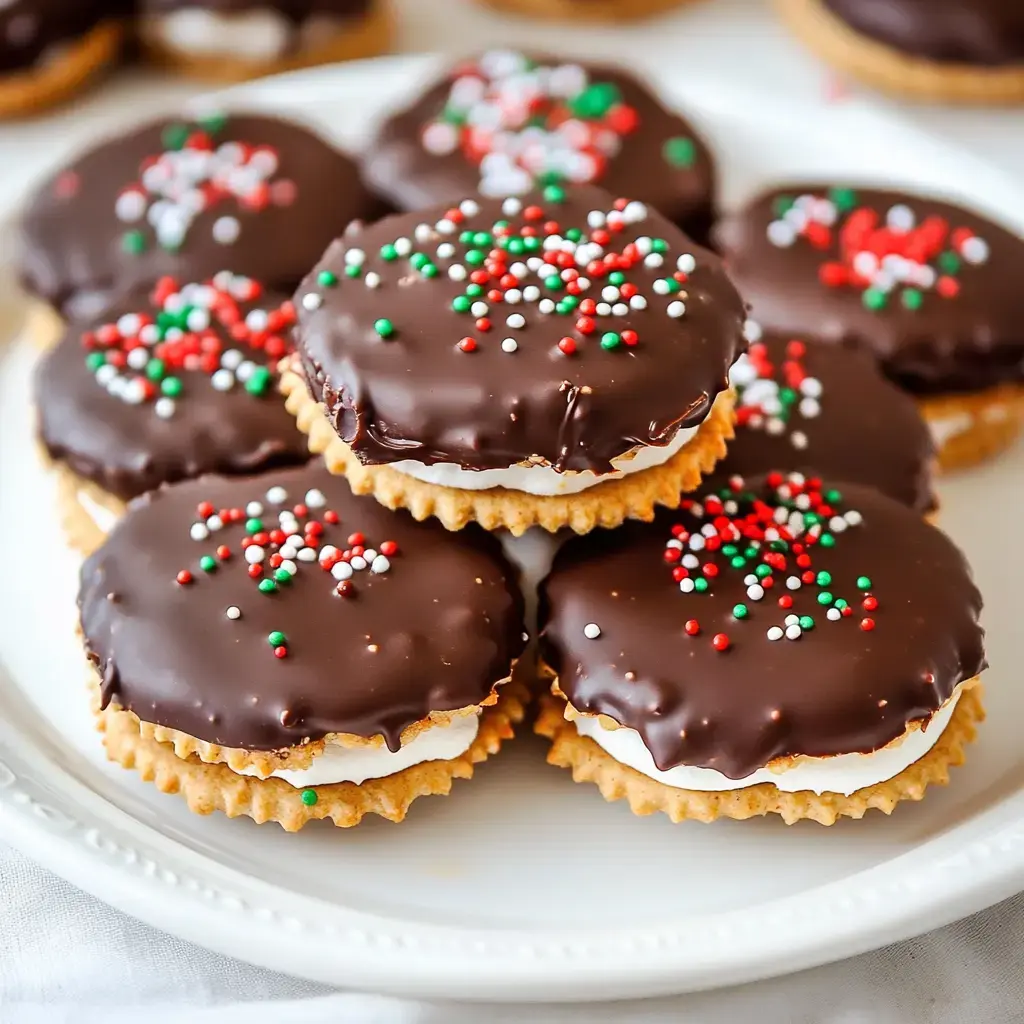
[3,53,1024,1002]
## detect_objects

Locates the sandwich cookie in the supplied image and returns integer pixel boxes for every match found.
[139,0,391,83]
[36,273,309,555]
[363,50,717,243]
[537,473,986,825]
[0,2,125,118]
[284,184,746,536]
[775,0,1024,103]
[81,462,528,830]
[18,111,380,341]
[717,329,936,513]
[715,185,1024,468]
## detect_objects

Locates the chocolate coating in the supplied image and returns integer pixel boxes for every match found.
[0,1,118,74]
[713,332,936,512]
[80,463,526,751]
[715,184,1024,395]
[36,282,309,501]
[296,185,746,475]
[540,478,985,779]
[823,0,1024,67]
[363,52,716,240]
[19,112,380,319]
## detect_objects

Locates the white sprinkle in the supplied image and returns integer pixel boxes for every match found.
[394,237,412,257]
[886,204,915,233]
[653,279,671,295]
[744,573,758,585]
[345,249,365,267]
[362,549,377,563]
[681,554,700,569]
[211,368,234,391]
[305,488,326,508]
[297,548,317,562]
[827,608,842,621]
[94,364,117,386]
[318,545,338,562]
[226,606,241,620]
[331,561,353,580]
[961,236,989,265]
[436,242,456,259]
[630,295,648,311]
[743,319,763,343]
[371,555,391,574]
[747,584,764,601]
[623,201,647,224]
[845,510,863,526]
[677,254,697,274]
[155,397,175,419]
[302,293,323,311]
[588,211,606,228]
[538,298,556,314]
[504,289,522,304]
[501,338,518,353]
[350,556,367,571]
[212,216,240,245]
[601,285,620,302]
[688,534,705,552]
[785,624,803,640]
[266,486,287,504]
[667,300,686,318]
[245,309,268,332]
[583,622,602,639]
[206,514,223,532]
[115,190,146,223]
[190,523,209,541]
[767,626,784,641]
[829,516,847,533]
[235,360,256,383]
[242,501,262,517]
[523,285,541,302]
[126,347,149,371]
[644,253,664,269]
[786,576,801,590]
[364,271,381,290]
[791,431,808,450]
[460,199,479,217]
[448,264,468,282]
[245,545,265,564]
[506,313,526,329]
[501,197,522,217]
[220,349,244,371]
[767,221,797,247]
[679,578,695,593]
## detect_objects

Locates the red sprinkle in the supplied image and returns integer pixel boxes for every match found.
[684,619,701,637]
[860,617,876,631]
[712,633,731,652]
[176,570,192,585]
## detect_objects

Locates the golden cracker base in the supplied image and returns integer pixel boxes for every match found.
[920,383,1024,472]
[139,3,392,84]
[281,363,735,536]
[98,680,529,831]
[775,0,1024,104]
[0,21,123,118]
[50,458,125,558]
[27,300,66,352]
[474,0,695,23]
[534,685,983,825]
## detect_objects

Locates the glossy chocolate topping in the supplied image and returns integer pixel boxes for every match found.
[0,1,117,74]
[712,331,936,512]
[362,51,716,240]
[144,0,372,15]
[714,184,1024,395]
[540,475,985,779]
[36,275,309,501]
[80,463,527,751]
[296,185,747,475]
[19,112,380,319]
[823,0,1024,66]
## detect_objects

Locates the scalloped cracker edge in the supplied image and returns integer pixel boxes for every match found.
[51,458,125,558]
[97,679,529,831]
[534,684,984,825]
[281,361,735,536]
[775,0,1024,104]
[918,383,1024,472]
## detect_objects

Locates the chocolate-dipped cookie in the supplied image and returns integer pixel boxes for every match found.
[775,0,1024,102]
[284,184,747,536]
[36,273,310,554]
[0,2,125,117]
[19,111,380,325]
[363,51,716,242]
[81,463,528,830]
[716,329,936,513]
[139,0,391,83]
[715,185,1024,469]
[537,473,986,825]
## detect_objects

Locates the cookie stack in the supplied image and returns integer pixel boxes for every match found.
[23,51,998,830]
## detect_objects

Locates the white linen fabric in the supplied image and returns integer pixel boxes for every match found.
[3,843,1024,1024]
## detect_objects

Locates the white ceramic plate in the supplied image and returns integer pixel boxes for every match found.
[2,55,1024,1003]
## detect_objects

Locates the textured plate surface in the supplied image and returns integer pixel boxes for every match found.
[2,55,1024,1002]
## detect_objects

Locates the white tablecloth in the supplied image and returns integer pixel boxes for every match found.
[3,1,1023,1019]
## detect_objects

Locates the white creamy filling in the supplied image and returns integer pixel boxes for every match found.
[78,490,119,536]
[147,10,292,60]
[574,692,961,797]
[388,400,720,497]
[233,713,480,787]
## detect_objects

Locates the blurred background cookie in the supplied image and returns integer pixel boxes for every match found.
[471,0,696,23]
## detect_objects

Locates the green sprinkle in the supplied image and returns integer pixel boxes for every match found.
[274,568,293,584]
[856,576,872,590]
[600,332,621,351]
[938,250,961,274]
[779,387,798,407]
[829,187,858,212]
[197,112,227,134]
[160,377,182,398]
[472,232,492,247]
[608,271,625,286]
[379,244,398,261]
[459,230,475,244]
[733,603,748,619]
[555,301,571,316]
[772,195,795,217]
[835,599,848,610]
[817,591,833,606]
[744,546,759,559]
[545,275,564,291]
[374,318,395,338]
[730,555,746,569]
[663,136,696,168]
[122,230,146,255]
[652,238,668,253]
[452,296,471,314]
[755,564,772,579]
[799,615,815,631]
[816,571,832,586]
[301,788,318,807]
[804,512,820,526]
[465,284,483,298]
[257,579,277,594]
[85,352,105,372]
[507,238,525,256]
[244,367,271,397]
[819,534,836,547]
[344,265,360,279]
[144,358,165,382]
[317,270,338,287]
[543,184,566,204]
[862,288,887,311]
[694,577,709,593]
[410,252,429,270]
[901,288,923,310]
[523,236,541,252]
[825,489,842,503]
[564,228,583,242]
[268,630,287,647]
[722,544,738,557]
[569,81,621,119]
[161,123,189,150]
[245,518,263,533]
[440,104,466,126]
